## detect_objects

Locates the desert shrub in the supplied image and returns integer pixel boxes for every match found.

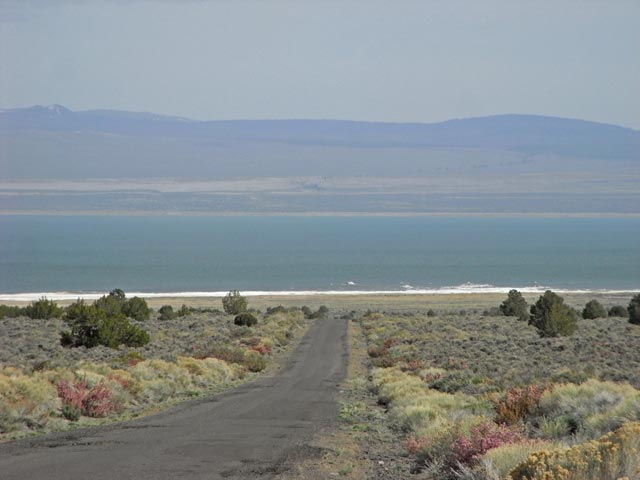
[301,306,313,318]
[266,305,288,316]
[0,369,58,432]
[56,380,85,410]
[234,312,257,327]
[109,288,126,302]
[449,421,524,467]
[308,305,329,319]
[93,290,150,321]
[57,380,121,418]
[428,371,476,394]
[241,337,273,355]
[97,315,150,348]
[116,351,146,367]
[0,304,25,318]
[371,368,483,437]
[494,384,547,425]
[177,304,190,317]
[24,297,62,319]
[222,290,248,315]
[500,290,529,322]
[61,302,149,349]
[158,305,176,321]
[629,294,640,325]
[82,383,120,417]
[199,344,246,364]
[427,309,437,317]
[198,343,270,372]
[529,291,578,337]
[123,296,150,321]
[531,379,640,440]
[94,294,123,316]
[608,305,628,318]
[243,350,267,372]
[64,299,94,321]
[509,421,640,480]
[582,299,608,319]
[61,404,81,421]
[479,440,560,479]
[175,356,237,384]
[61,301,107,348]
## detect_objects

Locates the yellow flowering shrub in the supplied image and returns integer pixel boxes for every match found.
[509,422,640,480]
[480,440,561,479]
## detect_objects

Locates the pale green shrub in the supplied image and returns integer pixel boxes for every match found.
[0,368,58,433]
[533,379,640,440]
[371,367,484,437]
[480,440,561,479]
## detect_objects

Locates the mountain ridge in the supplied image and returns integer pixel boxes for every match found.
[2,104,638,131]
[0,104,638,181]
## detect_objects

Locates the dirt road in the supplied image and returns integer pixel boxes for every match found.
[0,316,348,479]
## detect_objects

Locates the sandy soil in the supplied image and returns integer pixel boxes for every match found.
[142,292,634,312]
[4,291,634,312]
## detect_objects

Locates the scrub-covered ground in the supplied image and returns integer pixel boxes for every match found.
[283,293,640,480]
[0,306,311,440]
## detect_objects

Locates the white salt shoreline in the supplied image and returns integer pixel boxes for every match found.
[2,286,639,302]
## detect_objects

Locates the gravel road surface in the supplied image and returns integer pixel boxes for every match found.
[0,316,348,479]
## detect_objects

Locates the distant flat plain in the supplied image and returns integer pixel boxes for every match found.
[4,292,634,312]
[2,174,639,215]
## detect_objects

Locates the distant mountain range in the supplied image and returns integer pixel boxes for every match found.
[0,105,638,214]
[1,105,638,180]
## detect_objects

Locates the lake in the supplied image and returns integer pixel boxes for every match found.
[0,215,638,298]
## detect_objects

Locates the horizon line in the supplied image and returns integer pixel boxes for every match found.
[2,104,638,131]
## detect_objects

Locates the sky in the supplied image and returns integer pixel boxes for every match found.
[0,0,639,128]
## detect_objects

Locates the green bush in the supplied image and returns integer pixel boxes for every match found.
[222,290,248,315]
[529,291,578,337]
[530,379,640,440]
[158,305,176,321]
[608,305,628,318]
[123,296,150,321]
[0,304,24,318]
[98,315,150,348]
[61,404,81,421]
[266,305,288,316]
[94,294,123,316]
[234,312,258,327]
[109,288,126,302]
[24,297,62,319]
[427,371,475,394]
[582,299,608,319]
[629,294,640,325]
[61,301,106,348]
[500,290,529,322]
[94,289,150,321]
[61,299,149,348]
[308,305,329,319]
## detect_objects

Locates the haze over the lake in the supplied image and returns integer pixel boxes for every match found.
[1,0,639,128]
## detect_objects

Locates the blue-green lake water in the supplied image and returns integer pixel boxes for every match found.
[0,216,638,298]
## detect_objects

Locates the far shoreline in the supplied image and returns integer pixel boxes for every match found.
[2,292,636,311]
[1,210,640,218]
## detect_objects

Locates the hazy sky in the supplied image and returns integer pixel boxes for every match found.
[1,0,639,128]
